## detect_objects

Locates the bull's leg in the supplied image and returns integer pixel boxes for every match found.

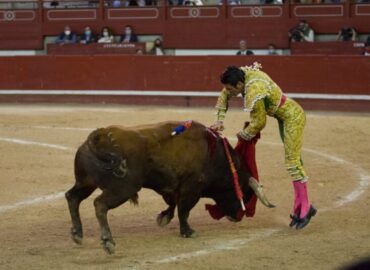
[94,191,129,254]
[65,184,97,244]
[177,195,200,238]
[157,194,176,227]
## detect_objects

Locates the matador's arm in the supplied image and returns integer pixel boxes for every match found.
[239,99,267,140]
[215,88,230,122]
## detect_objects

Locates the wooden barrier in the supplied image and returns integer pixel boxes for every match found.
[0,55,369,111]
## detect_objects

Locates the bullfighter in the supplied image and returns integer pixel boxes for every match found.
[210,62,317,229]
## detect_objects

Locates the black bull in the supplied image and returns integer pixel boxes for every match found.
[65,121,273,254]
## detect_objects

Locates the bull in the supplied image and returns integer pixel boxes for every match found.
[65,121,273,254]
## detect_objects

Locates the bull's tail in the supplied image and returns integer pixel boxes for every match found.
[87,128,128,178]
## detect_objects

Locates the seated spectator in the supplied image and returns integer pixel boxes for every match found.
[55,26,77,45]
[145,0,158,5]
[150,38,165,55]
[366,35,370,47]
[267,43,278,55]
[136,49,144,55]
[127,0,146,6]
[236,40,254,55]
[364,45,370,56]
[51,1,59,7]
[289,19,314,42]
[80,26,96,44]
[184,0,203,5]
[168,0,178,5]
[227,0,240,4]
[363,34,370,56]
[337,27,357,42]
[112,0,122,7]
[120,25,138,43]
[98,27,115,43]
[264,0,283,3]
[295,0,323,3]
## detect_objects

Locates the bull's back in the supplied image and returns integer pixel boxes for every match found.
[79,121,210,190]
[143,121,209,177]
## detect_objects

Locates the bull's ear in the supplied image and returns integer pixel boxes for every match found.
[114,159,128,178]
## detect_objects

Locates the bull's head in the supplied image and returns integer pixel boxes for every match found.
[207,176,275,222]
[211,192,244,222]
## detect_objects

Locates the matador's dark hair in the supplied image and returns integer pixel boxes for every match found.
[220,66,245,87]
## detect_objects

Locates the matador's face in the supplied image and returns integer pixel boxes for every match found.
[224,81,244,97]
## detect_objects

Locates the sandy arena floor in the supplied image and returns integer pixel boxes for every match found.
[0,104,369,270]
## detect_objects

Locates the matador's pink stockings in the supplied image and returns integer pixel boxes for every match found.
[293,180,310,219]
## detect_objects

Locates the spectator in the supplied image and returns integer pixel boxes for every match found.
[120,25,138,43]
[184,0,203,5]
[98,27,115,43]
[150,38,165,55]
[112,0,122,7]
[289,19,314,42]
[136,49,144,55]
[264,0,283,3]
[168,0,183,5]
[337,26,357,42]
[366,35,370,47]
[137,0,146,5]
[267,43,278,55]
[364,35,370,56]
[236,40,254,55]
[43,1,59,8]
[55,26,77,45]
[51,1,59,7]
[227,0,240,4]
[295,0,322,3]
[145,0,158,5]
[127,0,146,6]
[364,45,370,56]
[80,26,96,44]
[217,0,240,5]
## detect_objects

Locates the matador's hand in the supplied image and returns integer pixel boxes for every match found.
[210,121,225,133]
[237,130,254,141]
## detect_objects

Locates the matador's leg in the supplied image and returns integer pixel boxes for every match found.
[278,104,316,229]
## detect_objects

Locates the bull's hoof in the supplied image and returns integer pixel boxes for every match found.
[102,239,116,255]
[71,228,83,245]
[180,228,197,238]
[157,213,172,227]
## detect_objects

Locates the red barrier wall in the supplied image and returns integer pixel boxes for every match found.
[0,55,369,111]
[0,55,369,94]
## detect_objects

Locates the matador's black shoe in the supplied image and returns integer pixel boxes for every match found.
[289,214,300,227]
[296,205,317,230]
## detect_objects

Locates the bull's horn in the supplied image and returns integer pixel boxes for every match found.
[248,177,275,208]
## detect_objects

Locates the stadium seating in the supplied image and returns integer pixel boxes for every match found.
[0,1,369,51]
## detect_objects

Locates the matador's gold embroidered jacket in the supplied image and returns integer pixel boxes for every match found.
[215,65,290,140]
[215,63,308,181]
